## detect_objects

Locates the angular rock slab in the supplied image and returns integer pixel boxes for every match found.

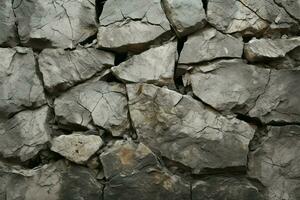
[0,47,46,117]
[186,59,270,115]
[54,81,130,136]
[274,0,300,21]
[112,42,177,86]
[179,28,243,64]
[192,177,264,200]
[248,125,300,200]
[249,69,300,124]
[0,106,50,161]
[51,133,103,164]
[13,0,97,49]
[97,0,171,52]
[127,83,255,173]
[0,161,103,200]
[244,37,300,62]
[39,48,114,94]
[0,0,18,47]
[161,0,206,37]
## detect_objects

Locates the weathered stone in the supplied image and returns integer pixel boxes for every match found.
[179,28,243,64]
[0,106,50,161]
[39,48,115,94]
[13,0,97,49]
[51,133,103,164]
[54,81,130,136]
[248,125,300,200]
[111,42,177,86]
[161,0,206,37]
[249,69,300,124]
[0,47,46,117]
[97,0,171,52]
[192,177,264,200]
[0,0,18,47]
[127,83,255,173]
[274,0,300,21]
[186,59,270,115]
[244,37,300,62]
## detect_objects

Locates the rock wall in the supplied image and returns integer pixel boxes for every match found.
[0,0,299,199]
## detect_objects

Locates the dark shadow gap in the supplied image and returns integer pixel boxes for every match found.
[95,0,107,23]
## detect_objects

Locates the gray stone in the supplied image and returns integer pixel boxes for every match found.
[39,48,115,94]
[54,81,130,136]
[0,0,18,47]
[0,47,46,117]
[51,133,103,164]
[179,28,243,64]
[127,83,255,173]
[274,0,300,21]
[186,59,271,115]
[248,125,300,200]
[13,0,97,49]
[192,177,264,200]
[111,42,177,86]
[0,106,50,161]
[161,0,206,37]
[97,0,171,52]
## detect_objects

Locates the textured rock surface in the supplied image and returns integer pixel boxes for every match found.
[179,28,243,64]
[112,41,177,86]
[39,48,114,94]
[248,125,300,200]
[0,0,17,47]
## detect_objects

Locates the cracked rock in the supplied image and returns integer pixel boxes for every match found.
[0,106,51,161]
[274,0,300,21]
[178,28,243,64]
[39,48,115,94]
[127,83,255,173]
[161,0,206,37]
[111,41,177,86]
[186,59,270,115]
[51,133,103,164]
[248,125,300,200]
[0,47,46,117]
[54,81,130,136]
[13,0,97,49]
[97,0,171,52]
[192,176,264,200]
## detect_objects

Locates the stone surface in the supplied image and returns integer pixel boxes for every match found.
[161,0,206,37]
[248,125,300,200]
[274,0,300,21]
[54,81,130,136]
[127,83,255,173]
[51,133,103,164]
[0,47,46,117]
[186,59,270,115]
[97,0,171,52]
[13,0,97,49]
[179,28,243,64]
[111,42,177,86]
[39,48,114,94]
[192,176,264,200]
[0,0,18,47]
[0,106,50,161]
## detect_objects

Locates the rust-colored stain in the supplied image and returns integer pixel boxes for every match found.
[118,147,135,166]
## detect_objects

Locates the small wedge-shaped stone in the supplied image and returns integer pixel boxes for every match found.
[161,0,206,37]
[111,42,177,86]
[249,69,300,124]
[248,125,300,200]
[0,47,46,117]
[0,106,50,161]
[127,83,255,173]
[179,28,243,64]
[13,0,97,49]
[39,48,114,94]
[97,0,171,52]
[244,37,300,62]
[51,133,103,164]
[54,81,130,136]
[186,59,270,115]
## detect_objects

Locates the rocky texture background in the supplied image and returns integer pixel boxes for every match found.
[0,0,299,199]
